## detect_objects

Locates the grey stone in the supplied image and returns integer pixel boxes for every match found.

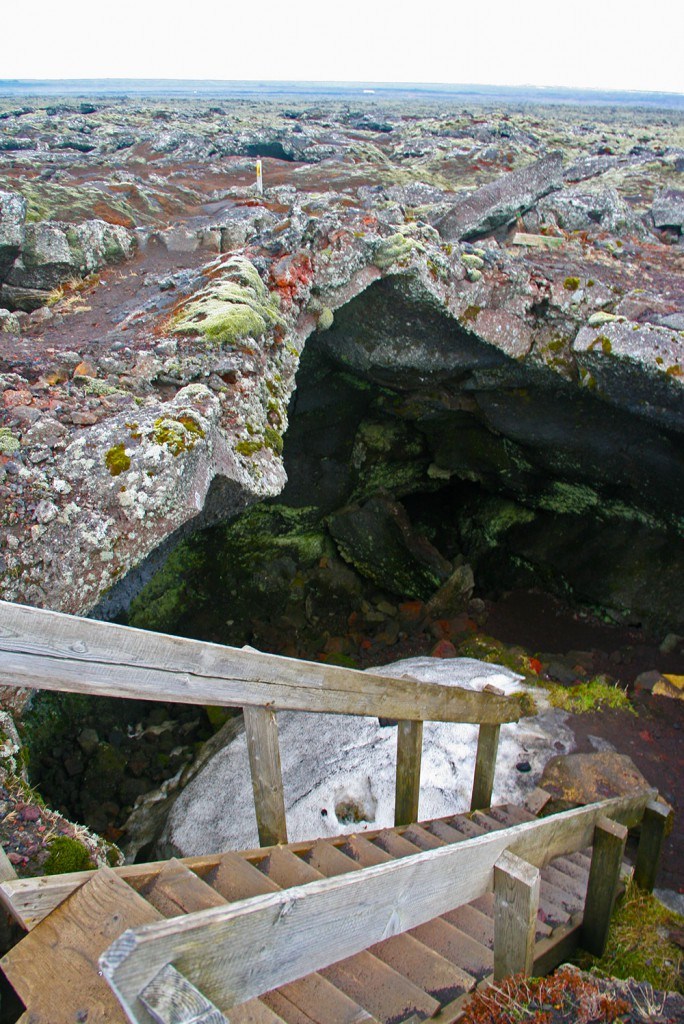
[6,219,135,292]
[538,185,648,236]
[0,190,27,278]
[652,188,684,230]
[436,152,564,241]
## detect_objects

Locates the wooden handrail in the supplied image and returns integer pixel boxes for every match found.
[0,601,534,723]
[100,791,654,1023]
[0,599,537,846]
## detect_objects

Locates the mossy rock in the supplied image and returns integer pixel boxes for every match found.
[172,256,284,346]
[44,836,95,875]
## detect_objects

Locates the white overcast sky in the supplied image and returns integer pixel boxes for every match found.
[3,0,683,94]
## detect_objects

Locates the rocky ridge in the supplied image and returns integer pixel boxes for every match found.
[0,96,682,635]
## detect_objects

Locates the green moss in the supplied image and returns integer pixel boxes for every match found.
[172,256,284,346]
[153,415,205,456]
[564,276,581,291]
[577,879,683,993]
[0,427,20,455]
[81,377,124,397]
[105,444,131,476]
[317,307,334,331]
[235,438,264,456]
[548,677,633,714]
[44,836,95,875]
[461,253,484,271]
[538,482,599,516]
[264,426,284,455]
[589,334,613,354]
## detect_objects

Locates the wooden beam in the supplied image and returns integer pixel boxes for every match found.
[138,964,228,1024]
[0,600,533,724]
[470,724,500,812]
[493,850,539,980]
[243,707,288,848]
[100,791,653,1017]
[581,816,628,957]
[633,800,670,893]
[394,720,423,827]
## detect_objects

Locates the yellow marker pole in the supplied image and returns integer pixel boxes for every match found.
[256,159,263,195]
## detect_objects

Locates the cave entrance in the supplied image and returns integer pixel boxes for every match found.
[125,276,684,666]
[27,276,684,861]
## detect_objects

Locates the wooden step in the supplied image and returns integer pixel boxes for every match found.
[258,843,444,1019]
[401,824,445,851]
[0,866,162,1024]
[341,835,394,867]
[303,841,475,1005]
[423,819,471,845]
[203,852,380,1024]
[409,918,493,983]
[441,904,494,950]
[444,815,487,840]
[141,857,227,917]
[141,859,289,1024]
[372,829,424,859]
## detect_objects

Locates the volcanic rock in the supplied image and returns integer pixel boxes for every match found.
[0,190,26,278]
[652,188,684,231]
[539,751,652,814]
[435,152,564,240]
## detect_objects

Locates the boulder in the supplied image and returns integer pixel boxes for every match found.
[652,189,684,231]
[0,190,27,278]
[6,219,135,292]
[427,564,475,617]
[537,185,647,236]
[435,152,564,241]
[539,752,652,814]
[328,494,453,600]
[159,656,565,855]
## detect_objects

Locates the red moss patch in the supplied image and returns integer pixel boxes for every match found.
[461,968,630,1024]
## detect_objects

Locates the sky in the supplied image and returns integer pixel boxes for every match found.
[3,0,684,95]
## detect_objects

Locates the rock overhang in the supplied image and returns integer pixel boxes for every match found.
[1,153,683,621]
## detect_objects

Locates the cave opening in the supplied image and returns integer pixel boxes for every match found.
[26,275,684,858]
[124,275,684,660]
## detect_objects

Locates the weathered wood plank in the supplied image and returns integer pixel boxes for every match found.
[493,851,539,980]
[2,866,162,1024]
[395,720,423,827]
[581,816,628,957]
[0,600,533,724]
[633,799,670,892]
[0,822,409,930]
[100,791,652,1016]
[244,707,288,847]
[140,963,228,1024]
[470,724,500,812]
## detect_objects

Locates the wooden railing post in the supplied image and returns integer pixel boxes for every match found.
[395,720,423,826]
[493,850,540,980]
[634,799,669,892]
[470,723,500,811]
[243,707,288,848]
[581,815,627,956]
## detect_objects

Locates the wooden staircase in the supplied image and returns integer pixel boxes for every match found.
[0,800,652,1024]
[0,600,670,1024]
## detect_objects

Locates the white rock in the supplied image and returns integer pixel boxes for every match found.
[160,657,574,857]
